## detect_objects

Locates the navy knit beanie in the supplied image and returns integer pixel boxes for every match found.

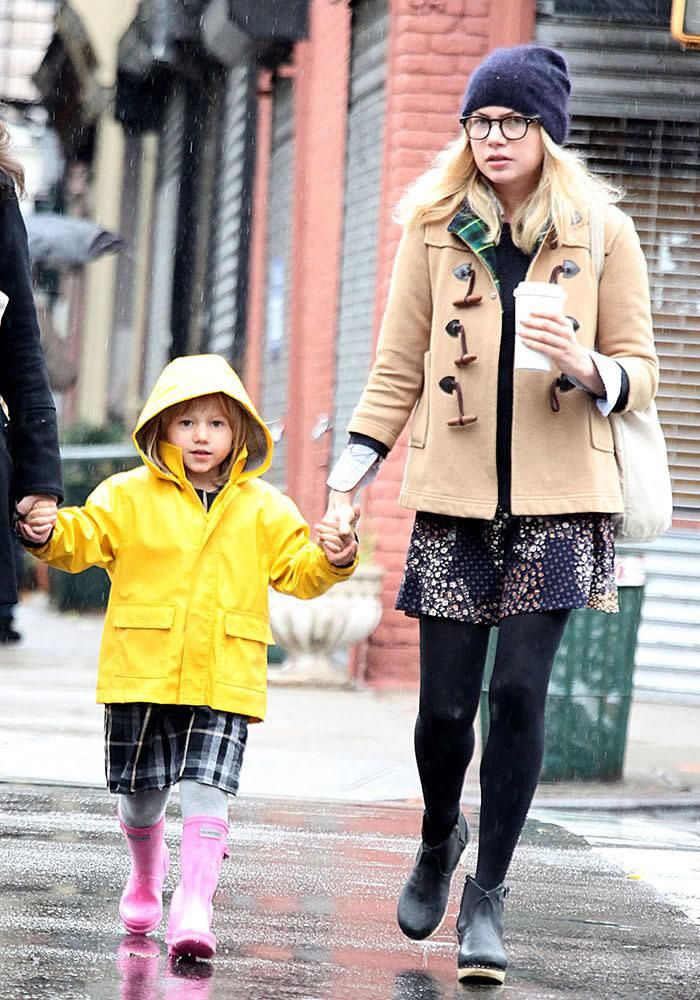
[460,45,571,146]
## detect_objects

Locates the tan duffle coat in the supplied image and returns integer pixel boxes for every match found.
[348,205,659,519]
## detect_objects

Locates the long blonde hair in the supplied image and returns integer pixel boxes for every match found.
[395,127,620,254]
[138,392,248,487]
[0,121,25,196]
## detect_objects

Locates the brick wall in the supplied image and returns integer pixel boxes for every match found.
[245,4,352,532]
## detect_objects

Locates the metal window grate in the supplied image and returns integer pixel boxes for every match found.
[570,115,700,511]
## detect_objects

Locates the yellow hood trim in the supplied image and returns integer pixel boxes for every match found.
[133,354,273,481]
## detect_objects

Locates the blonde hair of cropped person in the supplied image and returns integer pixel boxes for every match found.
[139,393,248,488]
[0,120,25,196]
[395,127,620,255]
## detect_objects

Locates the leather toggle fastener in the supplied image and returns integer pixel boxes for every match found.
[452,267,483,308]
[549,259,580,284]
[445,319,477,366]
[439,376,477,427]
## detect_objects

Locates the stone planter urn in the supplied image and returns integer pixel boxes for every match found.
[268,563,384,686]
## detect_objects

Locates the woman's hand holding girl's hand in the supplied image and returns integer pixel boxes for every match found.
[325,489,359,537]
[316,505,360,567]
[519,311,604,395]
[15,495,57,544]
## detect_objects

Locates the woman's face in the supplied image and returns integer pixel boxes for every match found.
[467,105,545,198]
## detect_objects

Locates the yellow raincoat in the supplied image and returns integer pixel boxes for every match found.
[31,355,356,720]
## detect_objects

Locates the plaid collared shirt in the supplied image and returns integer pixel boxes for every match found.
[447,204,551,294]
[447,205,500,291]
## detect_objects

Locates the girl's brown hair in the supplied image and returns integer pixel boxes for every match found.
[0,121,25,196]
[139,392,248,487]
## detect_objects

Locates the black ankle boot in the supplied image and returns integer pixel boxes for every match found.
[0,618,20,644]
[396,812,468,940]
[456,876,509,983]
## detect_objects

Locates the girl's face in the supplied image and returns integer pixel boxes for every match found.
[468,105,544,200]
[164,395,234,490]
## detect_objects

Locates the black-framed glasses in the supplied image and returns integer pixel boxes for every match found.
[460,114,541,141]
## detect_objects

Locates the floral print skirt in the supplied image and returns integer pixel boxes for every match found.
[396,507,617,625]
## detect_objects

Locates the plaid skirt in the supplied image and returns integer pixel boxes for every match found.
[104,703,249,795]
[396,506,617,625]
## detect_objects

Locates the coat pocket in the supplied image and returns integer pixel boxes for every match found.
[589,405,615,453]
[111,604,175,678]
[409,351,431,449]
[224,610,274,645]
[218,610,272,696]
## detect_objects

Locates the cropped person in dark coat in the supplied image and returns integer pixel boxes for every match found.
[0,121,62,638]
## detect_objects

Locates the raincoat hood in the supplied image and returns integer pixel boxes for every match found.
[133,354,273,481]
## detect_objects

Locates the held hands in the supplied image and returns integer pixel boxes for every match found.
[316,490,360,567]
[15,494,57,544]
[519,312,604,395]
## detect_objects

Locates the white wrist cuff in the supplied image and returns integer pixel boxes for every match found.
[326,444,382,493]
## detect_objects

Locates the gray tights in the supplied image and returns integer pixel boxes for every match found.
[117,780,229,828]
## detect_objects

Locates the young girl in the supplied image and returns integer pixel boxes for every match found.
[19,353,357,960]
[325,45,658,984]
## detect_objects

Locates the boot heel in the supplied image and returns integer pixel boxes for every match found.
[456,876,508,983]
[167,929,216,960]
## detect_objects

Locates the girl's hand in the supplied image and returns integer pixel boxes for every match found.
[519,312,604,395]
[316,509,359,567]
[16,496,57,544]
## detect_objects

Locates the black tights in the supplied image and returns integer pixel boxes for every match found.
[415,610,569,889]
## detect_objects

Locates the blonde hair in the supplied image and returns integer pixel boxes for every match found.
[395,128,621,254]
[139,392,248,487]
[0,121,25,196]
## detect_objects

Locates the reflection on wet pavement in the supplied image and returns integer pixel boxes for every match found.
[0,784,698,999]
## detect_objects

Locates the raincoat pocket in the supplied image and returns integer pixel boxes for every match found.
[111,604,175,678]
[224,610,274,645]
[215,610,273,697]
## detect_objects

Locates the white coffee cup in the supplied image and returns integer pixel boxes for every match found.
[513,281,567,371]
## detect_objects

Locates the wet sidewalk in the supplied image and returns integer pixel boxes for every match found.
[2,594,700,808]
[0,783,699,1000]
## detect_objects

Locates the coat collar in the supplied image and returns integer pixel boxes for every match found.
[447,206,499,288]
[446,203,557,289]
[154,440,249,492]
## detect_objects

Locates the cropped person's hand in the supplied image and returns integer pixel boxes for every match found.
[15,495,57,544]
[519,311,604,394]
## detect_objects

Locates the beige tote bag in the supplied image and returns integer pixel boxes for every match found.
[590,203,673,543]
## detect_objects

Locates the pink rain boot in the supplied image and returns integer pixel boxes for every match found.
[166,816,228,960]
[119,815,170,934]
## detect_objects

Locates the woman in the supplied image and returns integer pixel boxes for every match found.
[0,120,62,634]
[326,45,657,984]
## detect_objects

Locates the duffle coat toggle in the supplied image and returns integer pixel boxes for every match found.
[546,260,582,411]
[439,375,477,427]
[445,319,477,367]
[451,266,483,308]
[440,263,482,426]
